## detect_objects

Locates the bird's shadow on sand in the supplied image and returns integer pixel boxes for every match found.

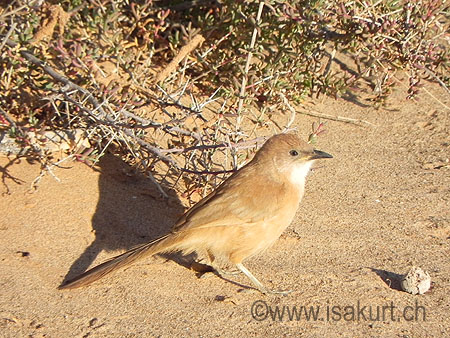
[60,153,190,285]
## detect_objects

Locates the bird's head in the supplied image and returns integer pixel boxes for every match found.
[254,133,333,186]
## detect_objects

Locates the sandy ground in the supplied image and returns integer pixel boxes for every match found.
[1,82,449,337]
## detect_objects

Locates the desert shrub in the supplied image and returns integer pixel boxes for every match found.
[0,0,448,200]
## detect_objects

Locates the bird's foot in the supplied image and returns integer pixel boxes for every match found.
[199,267,241,279]
[262,288,293,296]
[214,267,241,277]
[239,287,293,296]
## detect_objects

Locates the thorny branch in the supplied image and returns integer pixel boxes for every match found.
[2,38,271,186]
[5,38,181,166]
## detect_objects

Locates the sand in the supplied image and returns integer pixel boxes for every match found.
[1,83,448,337]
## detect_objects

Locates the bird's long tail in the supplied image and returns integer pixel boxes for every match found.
[59,233,179,289]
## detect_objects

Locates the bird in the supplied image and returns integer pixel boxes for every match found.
[59,133,332,294]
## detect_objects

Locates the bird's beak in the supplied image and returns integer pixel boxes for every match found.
[309,149,333,160]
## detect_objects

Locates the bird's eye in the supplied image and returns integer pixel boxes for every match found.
[289,149,299,156]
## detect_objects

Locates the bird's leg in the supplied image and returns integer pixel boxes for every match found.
[208,252,240,276]
[210,254,241,276]
[235,263,293,295]
[197,250,241,277]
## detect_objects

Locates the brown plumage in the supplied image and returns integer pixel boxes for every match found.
[59,133,332,294]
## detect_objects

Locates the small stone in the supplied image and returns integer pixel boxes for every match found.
[401,267,431,295]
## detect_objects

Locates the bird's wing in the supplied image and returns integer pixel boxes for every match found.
[172,165,287,232]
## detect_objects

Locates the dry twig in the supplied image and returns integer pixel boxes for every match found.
[155,34,205,83]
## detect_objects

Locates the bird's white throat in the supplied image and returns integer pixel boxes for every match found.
[289,161,314,187]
